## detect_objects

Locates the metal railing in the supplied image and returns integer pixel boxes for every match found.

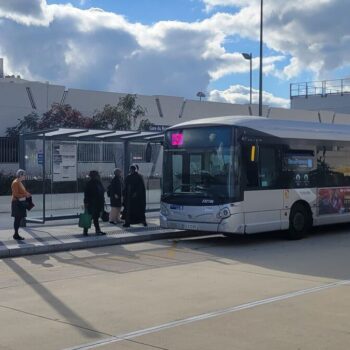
[0,137,18,163]
[290,78,350,98]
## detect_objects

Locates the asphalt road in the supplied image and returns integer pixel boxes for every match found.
[1,226,350,350]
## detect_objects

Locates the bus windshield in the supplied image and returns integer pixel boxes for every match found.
[162,127,235,203]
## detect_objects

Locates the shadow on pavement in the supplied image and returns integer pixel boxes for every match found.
[3,258,114,339]
[10,223,350,292]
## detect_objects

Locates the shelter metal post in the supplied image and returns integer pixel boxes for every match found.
[42,133,46,223]
[19,133,25,169]
[124,141,130,179]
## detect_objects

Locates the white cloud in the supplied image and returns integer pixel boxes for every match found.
[209,84,290,108]
[0,0,45,16]
[210,53,284,80]
[0,0,50,25]
[0,1,241,97]
[202,0,350,79]
[0,0,347,103]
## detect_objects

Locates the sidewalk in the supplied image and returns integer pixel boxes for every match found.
[0,212,202,258]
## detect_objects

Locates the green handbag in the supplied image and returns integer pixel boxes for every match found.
[78,210,92,229]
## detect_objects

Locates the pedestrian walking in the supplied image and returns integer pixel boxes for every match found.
[11,169,31,240]
[123,164,147,227]
[83,170,106,236]
[108,168,123,224]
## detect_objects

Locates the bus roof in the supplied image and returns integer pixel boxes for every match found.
[167,115,350,142]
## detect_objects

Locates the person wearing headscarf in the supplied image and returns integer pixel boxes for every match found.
[108,168,123,224]
[122,164,147,227]
[11,169,31,240]
[83,170,106,236]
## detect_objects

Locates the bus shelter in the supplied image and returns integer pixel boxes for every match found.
[19,128,163,223]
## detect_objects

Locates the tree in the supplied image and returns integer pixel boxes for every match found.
[6,112,40,138]
[196,91,206,101]
[38,103,93,129]
[92,94,146,130]
[138,119,154,131]
[6,104,92,138]
[6,94,147,138]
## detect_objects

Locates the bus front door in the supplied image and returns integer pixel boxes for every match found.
[243,145,283,233]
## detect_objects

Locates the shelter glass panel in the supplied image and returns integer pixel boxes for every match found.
[21,129,161,222]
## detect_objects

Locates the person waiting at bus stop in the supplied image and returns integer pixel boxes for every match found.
[122,164,147,228]
[11,169,32,240]
[108,168,124,224]
[83,170,106,236]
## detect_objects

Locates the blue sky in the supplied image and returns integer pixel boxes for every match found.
[62,0,207,24]
[1,0,349,108]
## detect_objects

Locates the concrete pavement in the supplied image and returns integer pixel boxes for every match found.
[0,212,201,258]
[1,229,350,350]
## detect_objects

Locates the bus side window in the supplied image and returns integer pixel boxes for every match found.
[259,146,278,188]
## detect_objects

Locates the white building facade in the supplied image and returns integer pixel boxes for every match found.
[3,77,350,138]
[0,76,263,136]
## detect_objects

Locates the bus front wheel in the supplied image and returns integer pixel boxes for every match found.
[288,204,312,240]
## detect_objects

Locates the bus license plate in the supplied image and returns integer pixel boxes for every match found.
[168,222,198,230]
[183,223,198,230]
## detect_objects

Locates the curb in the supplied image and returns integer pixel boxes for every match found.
[0,230,206,259]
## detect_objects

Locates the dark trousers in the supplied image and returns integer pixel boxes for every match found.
[14,216,22,234]
[83,213,100,233]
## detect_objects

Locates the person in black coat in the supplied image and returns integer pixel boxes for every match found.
[108,168,123,224]
[83,170,106,235]
[122,164,147,227]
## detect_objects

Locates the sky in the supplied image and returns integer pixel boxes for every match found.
[0,0,349,109]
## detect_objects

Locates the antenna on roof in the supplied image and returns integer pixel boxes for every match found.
[266,107,272,118]
[0,58,4,78]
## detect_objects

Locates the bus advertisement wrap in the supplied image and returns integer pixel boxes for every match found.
[318,188,350,215]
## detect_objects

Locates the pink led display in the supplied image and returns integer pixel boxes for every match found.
[171,133,184,146]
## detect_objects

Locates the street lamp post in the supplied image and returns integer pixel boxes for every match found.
[242,53,252,105]
[259,0,263,116]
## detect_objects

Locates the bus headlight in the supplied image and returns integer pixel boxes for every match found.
[217,207,231,219]
[160,203,170,216]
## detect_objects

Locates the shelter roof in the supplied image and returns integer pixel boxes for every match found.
[23,128,164,142]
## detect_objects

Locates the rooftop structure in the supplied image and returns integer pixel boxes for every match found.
[291,78,350,114]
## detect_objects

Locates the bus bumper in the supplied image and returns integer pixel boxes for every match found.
[160,213,245,234]
[160,215,220,232]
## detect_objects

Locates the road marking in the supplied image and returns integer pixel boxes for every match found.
[64,279,350,350]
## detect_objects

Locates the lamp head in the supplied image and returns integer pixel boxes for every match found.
[242,53,252,60]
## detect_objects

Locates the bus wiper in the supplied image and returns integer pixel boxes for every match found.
[193,186,216,198]
[162,193,177,200]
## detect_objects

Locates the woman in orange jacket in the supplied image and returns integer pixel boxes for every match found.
[11,169,31,240]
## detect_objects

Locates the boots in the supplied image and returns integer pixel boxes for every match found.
[96,230,106,235]
[13,233,25,240]
[94,223,106,235]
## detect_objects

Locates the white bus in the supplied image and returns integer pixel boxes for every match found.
[160,115,350,239]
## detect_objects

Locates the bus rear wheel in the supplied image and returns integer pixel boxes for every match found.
[287,204,312,240]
